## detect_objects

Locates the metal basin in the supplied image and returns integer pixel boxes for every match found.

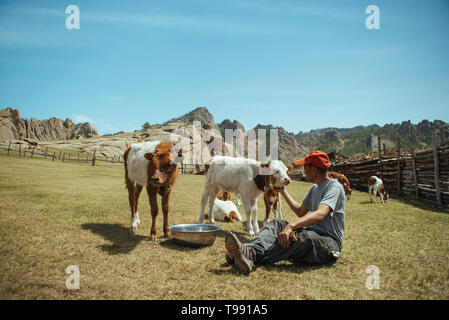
[168,224,221,247]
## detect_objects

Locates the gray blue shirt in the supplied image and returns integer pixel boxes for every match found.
[302,179,346,249]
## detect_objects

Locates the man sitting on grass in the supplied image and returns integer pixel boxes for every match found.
[225,151,345,274]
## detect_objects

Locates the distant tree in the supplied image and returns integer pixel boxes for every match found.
[142,122,150,130]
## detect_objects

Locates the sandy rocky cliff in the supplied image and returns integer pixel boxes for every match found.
[0,107,98,142]
[0,106,306,165]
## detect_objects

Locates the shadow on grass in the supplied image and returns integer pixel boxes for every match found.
[395,196,449,214]
[81,223,146,255]
[158,237,208,252]
[210,260,337,276]
[359,200,374,204]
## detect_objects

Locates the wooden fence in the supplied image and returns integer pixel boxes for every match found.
[1,142,123,167]
[1,142,207,173]
[330,136,449,208]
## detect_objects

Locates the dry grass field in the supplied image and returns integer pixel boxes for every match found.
[0,153,448,299]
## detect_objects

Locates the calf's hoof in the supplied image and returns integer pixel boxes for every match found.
[131,216,141,230]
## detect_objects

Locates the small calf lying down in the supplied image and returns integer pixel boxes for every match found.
[263,186,282,225]
[328,171,352,200]
[368,175,389,204]
[205,191,243,222]
[207,192,243,223]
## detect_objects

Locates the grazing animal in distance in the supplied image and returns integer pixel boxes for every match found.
[368,175,389,204]
[199,156,291,236]
[124,140,182,241]
[328,171,352,200]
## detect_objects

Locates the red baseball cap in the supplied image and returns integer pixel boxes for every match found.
[293,151,330,169]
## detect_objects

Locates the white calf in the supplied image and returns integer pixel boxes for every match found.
[199,156,291,236]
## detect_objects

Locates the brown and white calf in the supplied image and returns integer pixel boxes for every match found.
[199,156,291,236]
[368,175,389,204]
[124,140,181,241]
[263,164,293,225]
[263,187,282,225]
[328,171,352,200]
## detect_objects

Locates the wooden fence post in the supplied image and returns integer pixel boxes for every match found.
[7,141,11,156]
[397,138,401,195]
[378,134,383,180]
[408,120,419,199]
[433,132,442,207]
[92,150,96,166]
[78,152,80,163]
[31,147,35,158]
[58,150,62,160]
[19,144,22,156]
[52,152,56,162]
[44,147,48,159]
[63,152,65,162]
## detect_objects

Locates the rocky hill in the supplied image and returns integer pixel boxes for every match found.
[165,107,216,129]
[2,106,447,165]
[0,107,98,142]
[152,107,449,163]
[165,107,307,163]
[296,120,449,157]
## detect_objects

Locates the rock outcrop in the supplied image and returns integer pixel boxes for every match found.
[0,107,99,142]
[165,107,216,130]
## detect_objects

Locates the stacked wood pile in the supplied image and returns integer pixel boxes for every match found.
[330,140,449,208]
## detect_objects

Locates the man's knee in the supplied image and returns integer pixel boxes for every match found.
[294,230,339,265]
[297,230,319,244]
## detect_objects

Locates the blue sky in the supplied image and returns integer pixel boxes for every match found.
[1,0,448,135]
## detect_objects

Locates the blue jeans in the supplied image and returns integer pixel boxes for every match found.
[245,219,341,265]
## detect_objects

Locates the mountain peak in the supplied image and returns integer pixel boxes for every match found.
[165,106,215,129]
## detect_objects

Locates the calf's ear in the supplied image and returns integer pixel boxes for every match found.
[144,152,154,160]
